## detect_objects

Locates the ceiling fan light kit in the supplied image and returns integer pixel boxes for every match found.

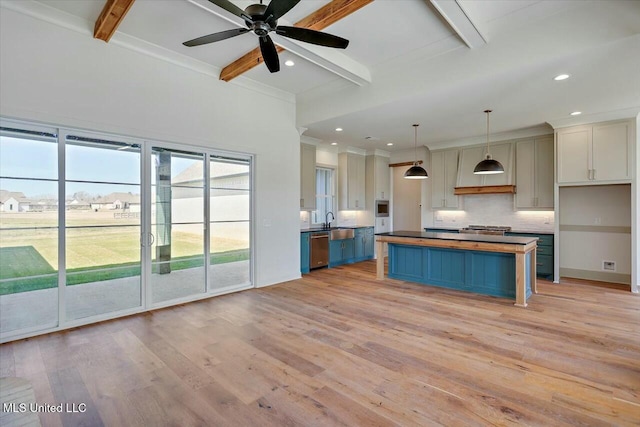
[473,109,505,175]
[404,124,429,180]
[183,0,350,74]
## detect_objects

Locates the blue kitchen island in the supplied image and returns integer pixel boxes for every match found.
[375,231,538,307]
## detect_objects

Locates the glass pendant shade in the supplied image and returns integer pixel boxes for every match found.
[474,109,504,175]
[404,124,428,179]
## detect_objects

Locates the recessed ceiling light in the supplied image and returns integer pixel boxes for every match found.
[387,143,394,146]
[335,128,343,132]
[554,74,570,81]
[570,111,582,116]
[284,60,294,67]
[330,142,338,146]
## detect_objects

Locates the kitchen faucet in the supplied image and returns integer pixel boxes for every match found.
[324,211,335,230]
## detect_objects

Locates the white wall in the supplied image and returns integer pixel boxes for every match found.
[389,147,430,230]
[0,7,300,287]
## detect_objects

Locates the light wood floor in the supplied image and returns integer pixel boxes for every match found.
[1,261,639,426]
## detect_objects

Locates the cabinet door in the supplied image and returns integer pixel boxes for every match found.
[364,230,375,257]
[375,156,390,200]
[443,149,460,208]
[354,229,365,258]
[430,151,446,208]
[592,121,631,182]
[348,154,366,209]
[456,146,484,187]
[343,239,355,261]
[483,142,513,186]
[329,240,343,265]
[300,144,316,209]
[300,233,310,272]
[515,139,535,208]
[534,136,554,208]
[557,127,590,183]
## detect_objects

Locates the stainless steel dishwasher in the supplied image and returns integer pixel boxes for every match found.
[310,233,329,269]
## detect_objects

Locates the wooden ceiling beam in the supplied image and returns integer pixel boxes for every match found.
[220,0,373,82]
[94,0,136,43]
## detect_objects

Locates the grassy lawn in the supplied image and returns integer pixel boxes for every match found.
[0,249,250,295]
[1,210,250,296]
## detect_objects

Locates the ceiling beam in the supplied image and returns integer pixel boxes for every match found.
[219,0,373,82]
[94,0,136,42]
[429,0,486,49]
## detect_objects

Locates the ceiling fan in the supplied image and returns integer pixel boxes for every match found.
[183,0,350,73]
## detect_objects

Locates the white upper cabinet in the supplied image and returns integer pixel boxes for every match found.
[431,149,460,209]
[374,155,390,200]
[339,152,366,210]
[300,143,316,210]
[366,154,390,215]
[515,136,554,209]
[557,120,632,185]
[456,142,514,187]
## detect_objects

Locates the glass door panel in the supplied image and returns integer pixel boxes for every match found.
[0,129,59,334]
[209,157,251,291]
[150,148,205,303]
[65,135,142,321]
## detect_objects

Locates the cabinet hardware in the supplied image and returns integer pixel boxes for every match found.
[538,248,544,253]
[593,169,596,180]
[300,198,304,207]
[536,263,543,266]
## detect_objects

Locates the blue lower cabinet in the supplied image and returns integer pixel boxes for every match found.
[329,238,356,267]
[506,232,554,279]
[301,233,310,274]
[354,227,375,262]
[364,228,375,258]
[388,244,531,300]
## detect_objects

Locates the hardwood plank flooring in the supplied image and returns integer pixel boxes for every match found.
[1,260,639,426]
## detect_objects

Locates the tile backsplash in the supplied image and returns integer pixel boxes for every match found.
[433,194,555,232]
[300,210,366,229]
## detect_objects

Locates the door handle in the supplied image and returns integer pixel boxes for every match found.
[148,232,155,246]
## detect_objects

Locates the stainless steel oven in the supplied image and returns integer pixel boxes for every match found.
[375,200,389,217]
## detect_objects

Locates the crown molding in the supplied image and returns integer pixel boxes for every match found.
[427,124,553,150]
[0,0,295,105]
[547,106,640,129]
[300,135,321,145]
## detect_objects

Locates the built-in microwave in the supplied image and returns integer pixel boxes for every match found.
[375,200,389,217]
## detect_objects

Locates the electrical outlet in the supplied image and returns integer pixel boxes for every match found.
[594,217,602,225]
[435,214,443,222]
[603,260,616,271]
[544,217,550,224]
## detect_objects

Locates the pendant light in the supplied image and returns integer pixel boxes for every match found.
[404,124,428,179]
[473,109,504,175]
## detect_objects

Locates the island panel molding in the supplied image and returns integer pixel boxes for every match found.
[376,231,537,307]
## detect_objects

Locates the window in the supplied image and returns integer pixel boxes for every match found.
[312,167,335,225]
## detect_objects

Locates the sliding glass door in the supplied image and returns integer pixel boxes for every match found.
[0,119,253,342]
[150,147,206,304]
[64,134,142,321]
[209,156,251,291]
[0,127,59,334]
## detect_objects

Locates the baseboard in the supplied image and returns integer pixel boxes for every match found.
[560,268,631,285]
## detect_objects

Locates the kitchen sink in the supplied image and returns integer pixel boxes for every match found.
[330,228,355,240]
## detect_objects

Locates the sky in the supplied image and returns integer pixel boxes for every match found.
[0,135,199,199]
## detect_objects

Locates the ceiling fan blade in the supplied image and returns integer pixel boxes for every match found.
[264,0,301,22]
[208,0,253,23]
[259,35,280,73]
[183,28,250,47]
[276,26,349,49]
